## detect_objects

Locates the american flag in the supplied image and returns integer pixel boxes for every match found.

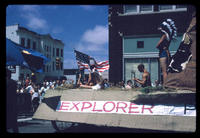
[74,50,109,73]
[74,50,90,64]
[94,60,109,73]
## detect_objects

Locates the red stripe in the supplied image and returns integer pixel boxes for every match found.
[77,60,109,72]
[97,61,109,66]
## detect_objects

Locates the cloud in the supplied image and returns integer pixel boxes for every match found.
[52,26,63,34]
[70,25,108,63]
[25,13,48,30]
[82,25,108,45]
[67,25,109,68]
[19,5,48,31]
[74,25,108,53]
[75,43,103,52]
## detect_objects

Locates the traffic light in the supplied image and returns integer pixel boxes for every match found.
[56,57,60,69]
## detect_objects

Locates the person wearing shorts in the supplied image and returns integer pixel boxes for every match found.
[156,19,177,84]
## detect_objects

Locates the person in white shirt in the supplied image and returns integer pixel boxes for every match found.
[125,80,133,90]
[79,72,103,90]
[32,89,39,101]
[32,85,40,112]
[25,82,34,95]
[39,84,47,103]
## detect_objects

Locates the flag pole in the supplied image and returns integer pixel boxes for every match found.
[74,49,85,84]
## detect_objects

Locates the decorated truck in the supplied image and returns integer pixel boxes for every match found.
[33,87,196,132]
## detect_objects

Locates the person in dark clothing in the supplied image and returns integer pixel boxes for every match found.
[6,69,19,133]
[133,64,151,87]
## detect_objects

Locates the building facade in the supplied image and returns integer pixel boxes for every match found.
[64,69,79,84]
[6,24,64,83]
[108,5,194,85]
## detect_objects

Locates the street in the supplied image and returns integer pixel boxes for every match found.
[6,113,57,133]
[6,115,184,133]
[17,119,56,133]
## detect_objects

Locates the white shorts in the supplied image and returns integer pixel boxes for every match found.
[92,84,101,90]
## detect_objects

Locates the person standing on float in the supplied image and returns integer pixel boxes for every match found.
[156,19,177,84]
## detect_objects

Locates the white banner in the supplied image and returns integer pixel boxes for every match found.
[56,101,196,117]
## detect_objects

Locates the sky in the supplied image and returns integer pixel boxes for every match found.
[6,5,108,69]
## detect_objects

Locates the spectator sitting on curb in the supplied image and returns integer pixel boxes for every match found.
[125,80,133,90]
[103,79,110,89]
[119,80,125,89]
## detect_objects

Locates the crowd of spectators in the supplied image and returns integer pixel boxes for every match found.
[16,76,74,113]
[16,73,133,114]
[15,73,161,114]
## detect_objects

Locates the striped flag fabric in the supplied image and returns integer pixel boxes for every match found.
[77,61,89,70]
[74,50,90,64]
[95,60,109,73]
[74,50,109,73]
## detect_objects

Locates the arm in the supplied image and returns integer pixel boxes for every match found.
[133,73,147,85]
[77,73,81,85]
[87,72,92,85]
[80,84,93,89]
[156,34,166,49]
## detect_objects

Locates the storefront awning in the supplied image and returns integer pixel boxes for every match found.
[6,38,50,73]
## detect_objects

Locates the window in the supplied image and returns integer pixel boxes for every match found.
[27,39,31,49]
[33,41,36,50]
[140,5,153,12]
[124,5,153,14]
[137,41,144,48]
[159,5,187,12]
[176,5,187,9]
[21,38,25,47]
[124,58,159,86]
[56,48,59,57]
[124,5,137,14]
[159,5,173,11]
[61,49,63,57]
